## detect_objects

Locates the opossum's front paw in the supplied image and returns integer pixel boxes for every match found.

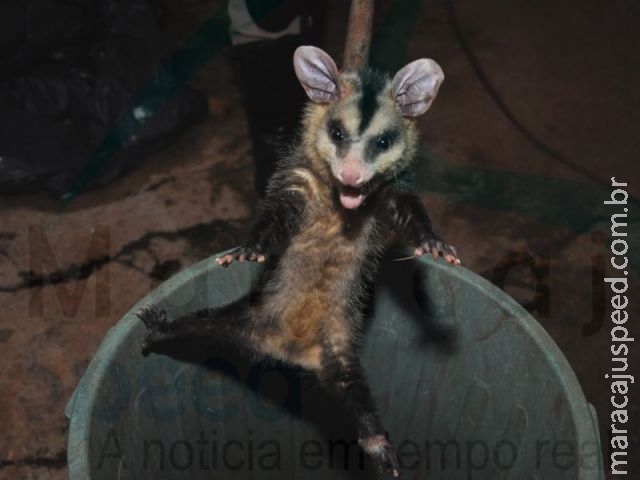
[215,245,265,267]
[136,305,169,356]
[416,237,460,265]
[360,434,400,478]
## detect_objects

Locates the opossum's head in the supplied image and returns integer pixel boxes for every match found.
[294,46,444,209]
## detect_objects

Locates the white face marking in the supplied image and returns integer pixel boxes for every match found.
[363,101,392,137]
[340,99,361,135]
[329,141,367,184]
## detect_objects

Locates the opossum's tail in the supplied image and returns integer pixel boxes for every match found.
[136,296,254,356]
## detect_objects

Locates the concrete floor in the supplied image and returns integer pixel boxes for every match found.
[1,0,638,478]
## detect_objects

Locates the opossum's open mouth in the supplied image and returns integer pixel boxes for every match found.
[339,185,367,209]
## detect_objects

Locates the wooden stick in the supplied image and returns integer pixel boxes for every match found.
[343,0,375,71]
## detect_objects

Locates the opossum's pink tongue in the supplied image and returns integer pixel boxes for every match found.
[339,187,365,209]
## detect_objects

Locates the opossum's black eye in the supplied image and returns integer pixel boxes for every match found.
[374,130,398,152]
[330,126,344,142]
[328,120,345,143]
[376,136,390,151]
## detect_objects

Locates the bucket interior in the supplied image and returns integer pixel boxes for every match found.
[68,255,603,479]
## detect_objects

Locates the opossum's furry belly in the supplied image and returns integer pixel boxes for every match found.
[255,280,353,371]
[253,214,368,370]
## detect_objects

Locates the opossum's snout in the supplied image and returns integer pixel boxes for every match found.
[333,154,370,209]
[337,165,364,187]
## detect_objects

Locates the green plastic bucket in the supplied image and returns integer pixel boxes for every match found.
[66,251,604,479]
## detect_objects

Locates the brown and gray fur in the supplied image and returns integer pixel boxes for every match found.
[137,46,460,477]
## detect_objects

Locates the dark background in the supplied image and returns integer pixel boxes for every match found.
[0,0,638,478]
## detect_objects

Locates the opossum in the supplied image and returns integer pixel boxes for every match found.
[137,46,460,477]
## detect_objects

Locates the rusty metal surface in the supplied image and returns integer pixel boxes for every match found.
[343,0,375,70]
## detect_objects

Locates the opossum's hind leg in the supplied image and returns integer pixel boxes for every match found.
[318,354,400,477]
[135,300,252,357]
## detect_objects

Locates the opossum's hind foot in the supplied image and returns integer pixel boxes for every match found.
[415,237,461,266]
[359,434,400,478]
[216,245,265,267]
[136,305,169,356]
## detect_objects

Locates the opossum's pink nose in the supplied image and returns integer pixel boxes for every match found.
[338,169,364,187]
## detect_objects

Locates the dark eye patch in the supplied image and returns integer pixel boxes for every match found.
[365,128,400,162]
[328,119,346,143]
[374,129,399,150]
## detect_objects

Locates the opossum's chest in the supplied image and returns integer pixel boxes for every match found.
[266,208,375,337]
[284,208,372,291]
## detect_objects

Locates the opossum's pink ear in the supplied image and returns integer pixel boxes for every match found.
[391,59,444,117]
[294,46,340,103]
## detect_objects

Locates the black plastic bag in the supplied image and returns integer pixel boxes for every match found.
[0,0,206,195]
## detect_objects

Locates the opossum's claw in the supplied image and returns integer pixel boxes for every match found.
[216,253,236,266]
[416,237,460,266]
[216,245,265,267]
